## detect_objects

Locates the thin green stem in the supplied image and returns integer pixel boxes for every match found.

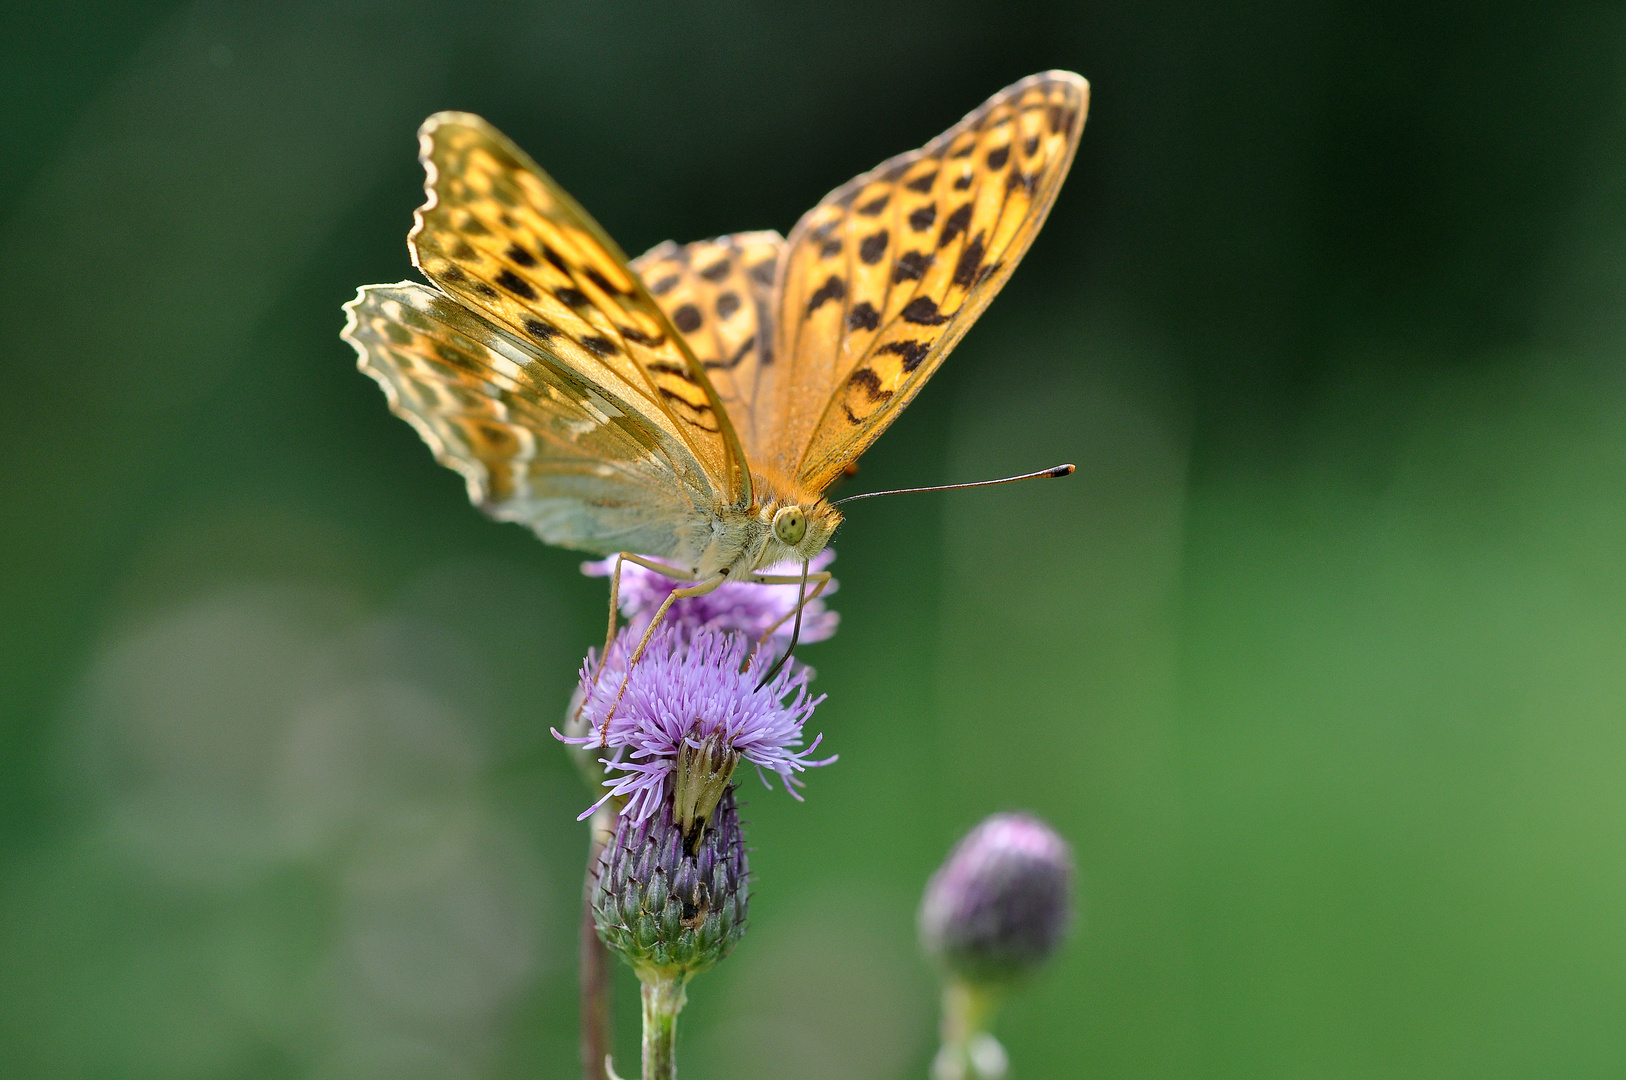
[639,969,687,1080]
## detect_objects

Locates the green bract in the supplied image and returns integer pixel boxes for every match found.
[592,787,749,979]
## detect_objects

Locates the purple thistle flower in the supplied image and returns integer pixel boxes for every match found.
[554,624,835,827]
[582,549,839,647]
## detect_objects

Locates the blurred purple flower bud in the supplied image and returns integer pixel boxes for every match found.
[919,813,1074,985]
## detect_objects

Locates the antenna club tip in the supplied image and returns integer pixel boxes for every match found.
[833,461,1077,505]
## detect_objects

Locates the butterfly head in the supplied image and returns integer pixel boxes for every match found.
[753,491,841,570]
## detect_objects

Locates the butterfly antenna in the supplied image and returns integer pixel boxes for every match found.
[832,463,1074,505]
[755,561,808,692]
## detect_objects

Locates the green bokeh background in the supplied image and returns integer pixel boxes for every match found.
[4,2,1626,1077]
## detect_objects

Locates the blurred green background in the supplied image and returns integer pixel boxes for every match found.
[4,1,1626,1077]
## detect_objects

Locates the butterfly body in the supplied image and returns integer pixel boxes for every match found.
[663,479,840,582]
[344,71,1087,593]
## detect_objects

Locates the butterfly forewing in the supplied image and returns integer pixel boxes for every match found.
[770,72,1088,493]
[409,112,753,508]
[343,282,710,557]
[631,232,784,464]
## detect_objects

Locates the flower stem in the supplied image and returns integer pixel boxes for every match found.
[933,979,1007,1080]
[581,803,616,1080]
[639,969,687,1080]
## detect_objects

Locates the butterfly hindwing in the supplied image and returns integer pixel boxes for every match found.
[631,232,784,464]
[343,281,711,557]
[770,71,1088,493]
[409,112,754,508]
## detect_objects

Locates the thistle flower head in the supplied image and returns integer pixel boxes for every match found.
[592,785,749,978]
[582,550,839,647]
[554,625,835,830]
[919,813,1074,986]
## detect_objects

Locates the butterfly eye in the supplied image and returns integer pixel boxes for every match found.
[772,506,808,546]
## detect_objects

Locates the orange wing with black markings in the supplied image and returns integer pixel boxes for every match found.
[767,72,1088,493]
[409,112,753,508]
[630,232,784,464]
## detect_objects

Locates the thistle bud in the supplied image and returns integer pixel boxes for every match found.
[592,785,749,979]
[920,813,1074,986]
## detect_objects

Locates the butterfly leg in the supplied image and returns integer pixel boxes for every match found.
[590,553,700,689]
[599,553,628,673]
[597,570,729,742]
[571,554,704,730]
[741,570,833,586]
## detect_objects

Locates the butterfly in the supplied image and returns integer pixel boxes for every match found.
[342,70,1088,702]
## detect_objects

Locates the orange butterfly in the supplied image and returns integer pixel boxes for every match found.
[343,71,1088,704]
